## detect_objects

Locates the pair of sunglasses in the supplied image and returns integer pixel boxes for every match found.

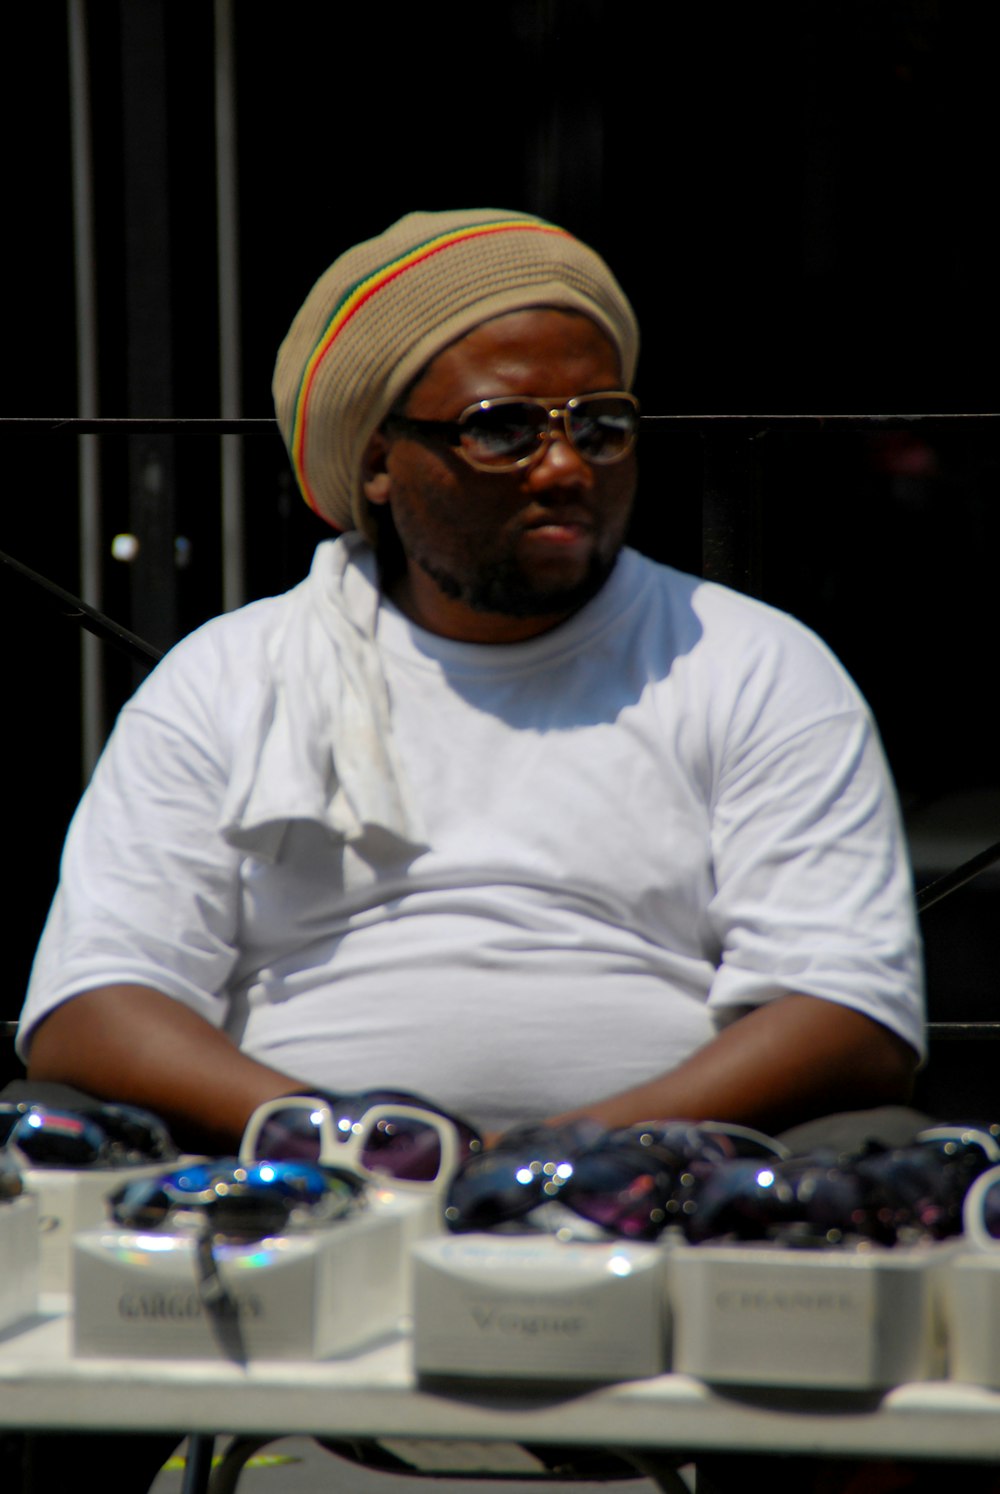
[963,1162,1000,1248]
[1,1102,178,1169]
[384,391,640,473]
[683,1126,1000,1247]
[240,1090,481,1189]
[109,1159,364,1241]
[444,1119,786,1241]
[110,1159,365,1324]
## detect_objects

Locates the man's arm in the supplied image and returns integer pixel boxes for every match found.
[26,986,305,1153]
[548,993,917,1135]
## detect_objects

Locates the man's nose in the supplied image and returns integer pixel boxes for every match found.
[524,430,594,489]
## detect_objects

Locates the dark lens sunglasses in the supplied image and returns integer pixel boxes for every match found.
[2,1102,178,1169]
[109,1159,363,1239]
[109,1159,365,1324]
[963,1162,1000,1247]
[384,392,640,473]
[240,1089,482,1189]
[444,1119,783,1242]
[683,1129,1000,1247]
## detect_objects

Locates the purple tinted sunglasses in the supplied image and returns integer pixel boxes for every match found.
[240,1089,482,1189]
[683,1127,1000,1247]
[444,1119,786,1241]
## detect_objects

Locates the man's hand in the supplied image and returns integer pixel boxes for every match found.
[546,993,918,1136]
[26,985,305,1153]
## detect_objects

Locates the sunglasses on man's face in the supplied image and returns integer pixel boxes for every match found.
[383,391,640,473]
[239,1091,481,1190]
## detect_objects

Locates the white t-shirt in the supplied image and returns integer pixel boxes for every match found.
[19,542,924,1134]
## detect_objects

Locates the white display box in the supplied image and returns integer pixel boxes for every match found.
[669,1239,945,1389]
[942,1253,1000,1386]
[366,1185,444,1314]
[367,1184,443,1250]
[412,1233,670,1382]
[73,1204,406,1361]
[25,1163,179,1294]
[0,1196,40,1330]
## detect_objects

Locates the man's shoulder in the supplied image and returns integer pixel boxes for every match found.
[619,550,864,721]
[171,588,295,665]
[149,589,293,685]
[623,548,833,653]
[121,575,307,740]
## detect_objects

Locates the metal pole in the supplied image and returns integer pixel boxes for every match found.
[215,0,245,611]
[67,0,104,777]
[120,0,179,658]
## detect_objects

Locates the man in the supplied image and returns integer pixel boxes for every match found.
[18,208,923,1152]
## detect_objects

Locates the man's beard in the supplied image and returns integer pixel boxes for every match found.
[372,502,622,620]
[414,546,619,619]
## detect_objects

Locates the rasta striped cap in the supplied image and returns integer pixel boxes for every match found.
[272,208,639,539]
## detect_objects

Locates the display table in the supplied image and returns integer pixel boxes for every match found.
[2,1296,1000,1467]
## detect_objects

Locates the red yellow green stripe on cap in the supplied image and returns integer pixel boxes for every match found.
[290,217,571,515]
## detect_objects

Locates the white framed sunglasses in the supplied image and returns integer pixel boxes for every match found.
[239,1096,463,1191]
[963,1162,1000,1250]
[916,1124,1000,1164]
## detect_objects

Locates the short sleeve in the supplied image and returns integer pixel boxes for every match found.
[17,622,251,1057]
[702,603,925,1058]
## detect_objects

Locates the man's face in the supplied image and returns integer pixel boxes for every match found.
[364,308,637,643]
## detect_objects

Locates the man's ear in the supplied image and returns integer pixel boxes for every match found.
[362,429,391,506]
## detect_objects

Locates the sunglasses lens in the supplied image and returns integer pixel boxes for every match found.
[360,1113,443,1182]
[11,1111,107,1167]
[445,1151,547,1231]
[567,396,638,462]
[979,1179,1000,1240]
[354,1089,484,1176]
[460,404,546,465]
[252,1107,326,1163]
[459,397,637,468]
[567,1146,675,1240]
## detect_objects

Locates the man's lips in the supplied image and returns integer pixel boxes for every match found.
[520,509,594,540]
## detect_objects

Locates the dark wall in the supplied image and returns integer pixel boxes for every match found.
[3,0,999,1032]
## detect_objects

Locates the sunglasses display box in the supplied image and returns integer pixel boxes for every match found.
[667,1239,953,1390]
[73,1201,411,1362]
[25,1161,190,1295]
[411,1233,671,1382]
[941,1251,1000,1386]
[0,1196,40,1331]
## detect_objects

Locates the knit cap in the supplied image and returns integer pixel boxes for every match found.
[272,208,639,538]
